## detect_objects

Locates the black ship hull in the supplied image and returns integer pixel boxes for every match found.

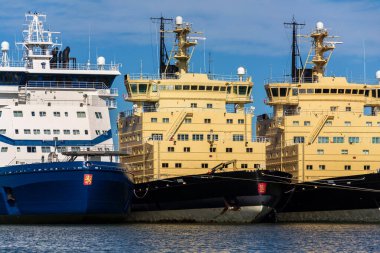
[128,170,292,223]
[277,172,380,223]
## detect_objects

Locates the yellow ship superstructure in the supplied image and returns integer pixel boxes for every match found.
[257,21,380,182]
[118,17,267,183]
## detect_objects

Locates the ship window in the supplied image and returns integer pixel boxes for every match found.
[76,112,86,118]
[24,129,31,134]
[33,129,41,135]
[315,89,322,94]
[352,89,358,94]
[227,87,231,94]
[191,85,198,90]
[306,165,313,170]
[233,134,244,141]
[63,129,71,135]
[318,137,329,143]
[279,88,286,96]
[226,148,233,153]
[292,88,298,96]
[238,119,244,124]
[190,103,197,108]
[213,86,219,91]
[0,111,2,117]
[209,147,216,152]
[53,129,60,134]
[192,134,204,141]
[317,149,324,155]
[241,164,248,169]
[254,164,261,169]
[206,86,212,91]
[323,89,329,94]
[151,133,163,141]
[307,89,314,94]
[226,119,233,124]
[151,118,157,123]
[330,89,337,93]
[44,129,51,135]
[15,129,18,134]
[298,89,306,94]
[57,147,66,153]
[207,104,213,109]
[330,106,337,112]
[365,90,369,97]
[177,134,189,141]
[168,147,174,152]
[201,163,208,168]
[31,111,35,116]
[71,147,80,152]
[139,84,147,93]
[220,87,226,92]
[162,163,169,168]
[0,129,6,134]
[41,146,51,153]
[207,134,218,141]
[184,118,192,124]
[183,85,190,90]
[294,136,304,143]
[345,89,351,94]
[65,112,68,117]
[199,86,205,90]
[85,130,88,135]
[344,121,351,126]
[304,121,311,126]
[131,84,137,93]
[345,107,351,111]
[27,146,36,153]
[338,89,344,94]
[95,130,101,135]
[152,84,158,92]
[341,150,348,155]
[359,89,364,95]
[204,119,211,124]
[293,121,299,126]
[344,165,351,170]
[348,137,360,143]
[364,165,370,170]
[175,85,182,90]
[184,147,191,152]
[246,148,253,153]
[94,112,103,119]
[175,163,182,168]
[247,87,252,96]
[333,137,344,143]
[325,120,332,126]
[319,165,326,170]
[53,112,61,117]
[271,88,278,96]
[163,118,169,123]
[39,111,46,117]
[17,147,20,152]
[378,89,380,97]
[233,86,237,94]
[371,90,376,98]
[366,122,372,127]
[371,137,380,143]
[239,86,247,95]
[13,111,23,117]
[73,130,80,135]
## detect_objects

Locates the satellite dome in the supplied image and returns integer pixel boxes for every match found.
[316,21,324,30]
[376,70,380,81]
[237,67,246,75]
[1,41,9,51]
[97,56,105,66]
[175,16,183,26]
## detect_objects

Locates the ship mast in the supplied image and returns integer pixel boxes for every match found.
[173,16,198,74]
[284,17,305,81]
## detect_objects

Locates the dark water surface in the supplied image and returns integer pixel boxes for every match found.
[0,223,379,252]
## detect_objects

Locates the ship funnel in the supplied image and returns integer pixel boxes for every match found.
[175,16,183,26]
[316,21,324,31]
[376,70,380,81]
[97,56,105,70]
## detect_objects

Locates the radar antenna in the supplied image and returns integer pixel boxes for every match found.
[151,16,175,77]
[284,17,305,81]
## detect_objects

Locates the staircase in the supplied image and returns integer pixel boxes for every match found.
[165,111,193,141]
[308,115,334,144]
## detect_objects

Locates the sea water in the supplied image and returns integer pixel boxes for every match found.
[0,223,379,252]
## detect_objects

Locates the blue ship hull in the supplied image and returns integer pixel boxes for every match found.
[0,161,133,223]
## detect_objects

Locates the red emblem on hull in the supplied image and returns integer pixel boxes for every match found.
[83,174,93,186]
[258,182,267,194]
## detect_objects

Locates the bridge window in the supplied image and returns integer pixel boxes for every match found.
[338,89,344,94]
[307,89,314,94]
[139,84,147,93]
[372,90,377,98]
[213,86,219,91]
[199,86,205,90]
[315,89,322,93]
[323,89,329,93]
[279,88,287,96]
[191,85,198,90]
[206,86,212,91]
[345,89,351,94]
[292,88,298,96]
[365,90,369,97]
[317,149,324,155]
[175,85,182,90]
[238,119,244,124]
[271,88,278,96]
[183,85,190,90]
[130,84,137,93]
[352,89,358,94]
[220,87,226,92]
[239,86,247,95]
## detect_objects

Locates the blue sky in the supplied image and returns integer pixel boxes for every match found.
[1,0,380,126]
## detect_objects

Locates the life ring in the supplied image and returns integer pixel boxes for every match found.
[84,161,92,168]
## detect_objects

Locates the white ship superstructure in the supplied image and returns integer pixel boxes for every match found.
[0,12,120,166]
